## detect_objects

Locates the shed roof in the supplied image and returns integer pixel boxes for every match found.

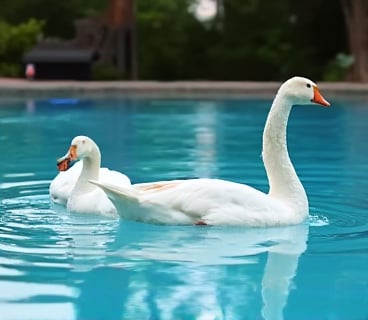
[24,48,96,63]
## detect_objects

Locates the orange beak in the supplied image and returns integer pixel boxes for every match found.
[312,86,330,107]
[68,145,77,161]
[56,145,78,171]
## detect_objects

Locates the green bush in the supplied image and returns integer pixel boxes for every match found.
[0,18,44,77]
[92,64,125,81]
[0,63,21,77]
[323,53,354,82]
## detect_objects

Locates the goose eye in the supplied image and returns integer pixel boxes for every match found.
[306,83,311,88]
[82,140,86,144]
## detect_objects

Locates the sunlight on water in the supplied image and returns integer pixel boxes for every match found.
[0,97,367,319]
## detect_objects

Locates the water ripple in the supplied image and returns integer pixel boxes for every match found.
[1,98,368,319]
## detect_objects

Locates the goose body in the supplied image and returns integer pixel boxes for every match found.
[49,160,82,206]
[51,136,131,215]
[91,76,330,226]
[92,178,303,226]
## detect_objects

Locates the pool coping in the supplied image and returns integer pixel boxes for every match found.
[1,78,368,99]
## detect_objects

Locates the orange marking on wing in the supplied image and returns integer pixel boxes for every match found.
[140,182,180,192]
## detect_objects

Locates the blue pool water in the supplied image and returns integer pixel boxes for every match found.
[0,95,367,320]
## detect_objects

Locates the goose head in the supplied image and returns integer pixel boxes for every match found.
[278,76,330,107]
[57,136,99,171]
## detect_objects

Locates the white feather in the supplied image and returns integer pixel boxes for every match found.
[91,76,330,225]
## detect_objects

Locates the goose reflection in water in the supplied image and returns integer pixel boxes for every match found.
[75,220,309,320]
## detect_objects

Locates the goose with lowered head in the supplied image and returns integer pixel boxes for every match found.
[90,76,330,226]
[52,136,131,215]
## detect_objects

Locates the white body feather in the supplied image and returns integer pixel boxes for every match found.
[90,76,329,226]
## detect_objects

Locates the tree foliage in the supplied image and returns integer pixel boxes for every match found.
[0,0,104,38]
[0,19,44,77]
[136,0,212,80]
[0,0,357,81]
[137,0,347,80]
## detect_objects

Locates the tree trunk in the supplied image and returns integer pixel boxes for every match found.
[341,0,368,82]
[98,0,138,79]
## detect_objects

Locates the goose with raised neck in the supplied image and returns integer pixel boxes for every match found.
[263,84,307,217]
[90,76,330,226]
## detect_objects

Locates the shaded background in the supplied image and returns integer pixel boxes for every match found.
[0,0,366,82]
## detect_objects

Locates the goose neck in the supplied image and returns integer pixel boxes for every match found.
[74,148,101,192]
[262,95,306,207]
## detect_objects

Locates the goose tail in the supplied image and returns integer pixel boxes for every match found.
[89,179,141,204]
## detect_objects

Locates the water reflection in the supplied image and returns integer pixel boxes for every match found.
[192,101,219,178]
[75,221,309,320]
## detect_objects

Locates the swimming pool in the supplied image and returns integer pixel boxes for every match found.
[0,95,367,319]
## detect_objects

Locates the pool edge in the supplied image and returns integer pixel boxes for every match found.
[0,79,367,100]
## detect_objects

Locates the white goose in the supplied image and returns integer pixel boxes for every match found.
[91,76,330,226]
[51,136,131,215]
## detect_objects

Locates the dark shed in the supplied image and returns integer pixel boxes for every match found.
[23,46,97,80]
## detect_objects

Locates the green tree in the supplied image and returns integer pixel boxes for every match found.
[137,0,208,80]
[136,0,346,80]
[0,0,348,81]
[0,19,44,77]
[0,0,104,39]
